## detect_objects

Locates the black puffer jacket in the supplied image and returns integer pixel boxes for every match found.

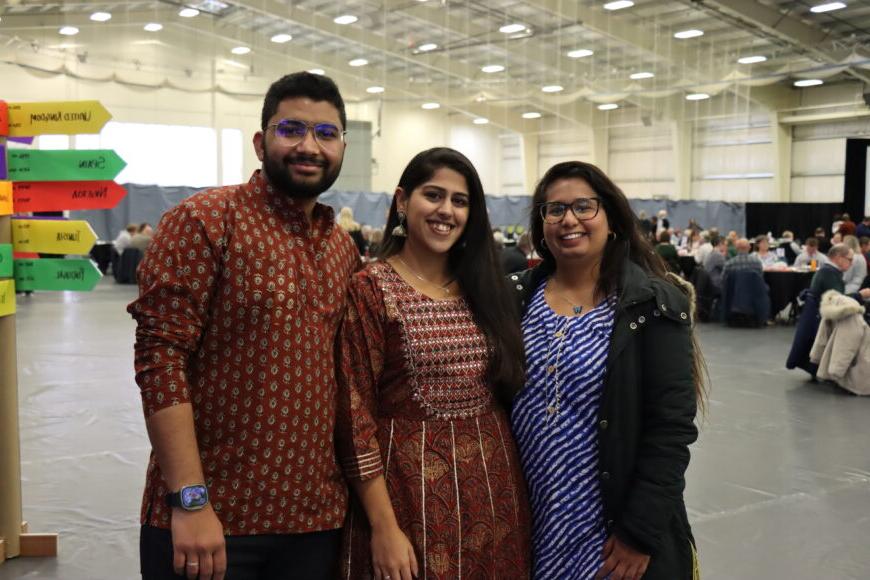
[509,261,700,580]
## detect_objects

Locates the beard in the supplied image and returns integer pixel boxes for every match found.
[262,147,343,200]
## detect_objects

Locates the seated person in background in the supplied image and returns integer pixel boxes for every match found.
[723,238,763,281]
[815,227,832,253]
[856,216,870,239]
[793,237,829,269]
[726,230,739,257]
[500,231,529,274]
[860,236,870,268]
[831,232,843,246]
[703,236,728,291]
[338,206,367,255]
[366,228,384,258]
[128,223,154,252]
[655,230,681,274]
[837,213,857,237]
[811,244,870,302]
[753,236,783,269]
[695,231,714,265]
[843,236,868,294]
[780,230,802,258]
[113,223,137,253]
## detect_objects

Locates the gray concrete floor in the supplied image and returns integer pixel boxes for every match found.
[0,278,868,579]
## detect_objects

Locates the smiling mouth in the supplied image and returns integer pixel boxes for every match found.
[560,232,588,241]
[427,220,455,234]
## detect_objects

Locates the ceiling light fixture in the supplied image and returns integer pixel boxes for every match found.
[567,49,594,58]
[604,1,634,10]
[674,29,704,39]
[686,93,710,100]
[178,8,200,17]
[144,23,163,32]
[737,55,767,64]
[542,85,564,93]
[308,68,325,75]
[366,86,385,94]
[794,79,824,87]
[473,117,489,125]
[418,43,438,52]
[810,2,846,13]
[422,102,440,110]
[499,23,526,34]
[522,112,542,119]
[270,33,292,43]
[333,15,358,25]
[90,12,112,22]
[231,46,251,55]
[58,26,79,36]
[481,64,505,73]
[630,72,654,80]
[597,103,619,110]
[348,58,369,67]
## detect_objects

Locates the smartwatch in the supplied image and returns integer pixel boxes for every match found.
[166,484,209,511]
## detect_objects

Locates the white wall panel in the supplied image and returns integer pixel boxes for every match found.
[499,135,525,195]
[538,129,592,177]
[791,139,846,176]
[790,176,844,202]
[694,143,773,177]
[692,178,773,201]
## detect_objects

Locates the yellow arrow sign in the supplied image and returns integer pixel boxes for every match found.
[7,101,112,137]
[0,280,15,318]
[11,219,98,255]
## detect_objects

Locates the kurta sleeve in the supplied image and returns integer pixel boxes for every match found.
[126,202,223,417]
[335,270,387,481]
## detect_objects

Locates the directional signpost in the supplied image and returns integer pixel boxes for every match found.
[6,100,112,137]
[12,181,126,212]
[1,99,116,565]
[7,150,126,182]
[11,219,98,255]
[13,259,101,292]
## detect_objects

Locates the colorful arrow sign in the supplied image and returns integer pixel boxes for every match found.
[0,280,15,317]
[0,143,7,180]
[11,219,98,255]
[0,244,12,278]
[0,181,11,215]
[13,259,102,291]
[6,100,112,137]
[7,150,126,182]
[0,100,8,135]
[13,181,127,212]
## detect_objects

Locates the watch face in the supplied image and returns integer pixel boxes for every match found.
[181,485,208,509]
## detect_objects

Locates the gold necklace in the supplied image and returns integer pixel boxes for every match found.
[544,316,572,418]
[396,256,455,295]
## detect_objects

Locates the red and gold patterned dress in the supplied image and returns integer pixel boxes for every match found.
[336,261,531,580]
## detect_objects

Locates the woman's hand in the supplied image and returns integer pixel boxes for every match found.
[371,523,419,580]
[595,534,651,580]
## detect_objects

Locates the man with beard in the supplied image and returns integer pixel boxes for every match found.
[129,72,359,580]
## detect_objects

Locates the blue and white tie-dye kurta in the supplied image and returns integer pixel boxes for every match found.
[511,281,616,579]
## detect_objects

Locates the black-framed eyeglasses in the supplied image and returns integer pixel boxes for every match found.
[267,119,346,148]
[539,197,601,224]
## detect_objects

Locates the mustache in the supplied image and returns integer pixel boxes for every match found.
[284,155,326,167]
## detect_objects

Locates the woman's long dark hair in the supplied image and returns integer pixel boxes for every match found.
[529,161,707,411]
[379,147,525,405]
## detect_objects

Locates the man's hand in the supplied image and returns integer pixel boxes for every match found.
[595,534,651,580]
[171,506,227,580]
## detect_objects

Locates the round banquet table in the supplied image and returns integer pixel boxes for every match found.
[764,269,814,317]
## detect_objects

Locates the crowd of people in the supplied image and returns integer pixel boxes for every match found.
[124,71,866,580]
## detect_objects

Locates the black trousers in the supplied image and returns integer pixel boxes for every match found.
[140,525,341,580]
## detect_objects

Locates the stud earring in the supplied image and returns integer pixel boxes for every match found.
[608,232,617,240]
[392,211,407,237]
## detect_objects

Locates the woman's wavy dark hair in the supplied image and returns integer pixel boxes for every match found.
[529,161,707,411]
[379,148,525,405]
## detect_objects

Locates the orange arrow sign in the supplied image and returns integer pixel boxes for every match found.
[12,181,127,212]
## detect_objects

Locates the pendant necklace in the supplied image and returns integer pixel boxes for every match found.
[396,256,455,296]
[546,279,584,316]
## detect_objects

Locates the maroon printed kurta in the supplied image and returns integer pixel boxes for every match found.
[336,261,531,579]
[128,170,359,535]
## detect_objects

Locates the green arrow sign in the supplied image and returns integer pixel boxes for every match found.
[0,244,12,278]
[13,259,102,291]
[7,150,126,182]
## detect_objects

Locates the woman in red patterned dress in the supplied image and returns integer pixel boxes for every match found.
[335,147,531,580]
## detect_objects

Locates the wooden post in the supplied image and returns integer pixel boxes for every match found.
[0,122,25,563]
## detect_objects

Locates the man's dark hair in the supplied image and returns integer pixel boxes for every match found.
[805,236,819,248]
[261,72,347,131]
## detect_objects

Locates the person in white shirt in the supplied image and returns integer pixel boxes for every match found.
[753,236,784,269]
[793,237,829,269]
[695,231,714,265]
[843,235,868,294]
[113,223,137,253]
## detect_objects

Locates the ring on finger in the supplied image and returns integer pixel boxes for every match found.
[186,562,200,567]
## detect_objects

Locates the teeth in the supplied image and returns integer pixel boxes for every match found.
[430,222,453,233]
[562,232,586,240]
